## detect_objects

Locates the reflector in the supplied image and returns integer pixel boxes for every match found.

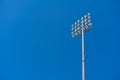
[84,18,87,22]
[77,20,80,23]
[85,22,87,25]
[88,23,92,27]
[75,29,77,32]
[81,17,83,20]
[88,16,91,19]
[88,13,90,16]
[88,19,91,23]
[84,15,87,18]
[75,22,77,25]
[77,27,80,30]
[75,32,77,36]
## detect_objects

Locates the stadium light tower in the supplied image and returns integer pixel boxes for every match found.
[71,12,92,80]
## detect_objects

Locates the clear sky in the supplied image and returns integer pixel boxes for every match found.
[0,0,119,80]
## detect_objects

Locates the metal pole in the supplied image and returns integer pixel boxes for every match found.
[82,27,85,80]
[71,12,92,80]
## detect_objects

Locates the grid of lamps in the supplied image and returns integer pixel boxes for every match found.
[71,12,92,38]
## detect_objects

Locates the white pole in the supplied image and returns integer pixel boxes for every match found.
[71,13,92,80]
[82,27,85,80]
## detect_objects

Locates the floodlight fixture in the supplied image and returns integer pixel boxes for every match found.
[71,12,92,80]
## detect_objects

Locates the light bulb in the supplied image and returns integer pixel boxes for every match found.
[84,18,87,22]
[84,15,87,18]
[88,13,90,16]
[81,17,84,20]
[75,22,77,25]
[85,22,87,25]
[88,23,92,27]
[88,19,91,23]
[77,20,80,23]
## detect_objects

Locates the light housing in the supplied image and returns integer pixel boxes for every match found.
[71,12,92,38]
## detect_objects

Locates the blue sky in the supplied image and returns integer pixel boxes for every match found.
[0,0,119,80]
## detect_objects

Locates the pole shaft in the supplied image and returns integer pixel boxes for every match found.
[82,28,85,80]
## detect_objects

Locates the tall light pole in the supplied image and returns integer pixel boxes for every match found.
[71,12,92,80]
